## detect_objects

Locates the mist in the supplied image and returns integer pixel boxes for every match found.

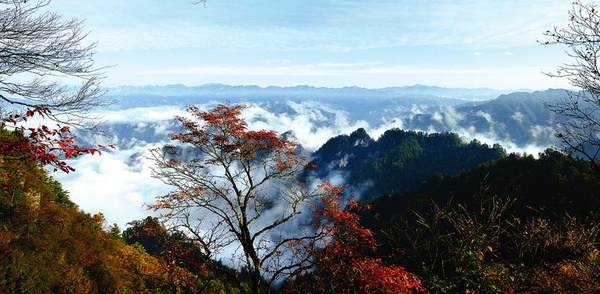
[54,98,554,229]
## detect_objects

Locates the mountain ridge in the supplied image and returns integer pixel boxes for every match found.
[303,127,506,201]
[107,83,527,101]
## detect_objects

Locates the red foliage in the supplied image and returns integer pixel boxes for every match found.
[163,242,208,276]
[288,182,428,294]
[167,104,306,172]
[1,106,113,173]
[150,104,321,292]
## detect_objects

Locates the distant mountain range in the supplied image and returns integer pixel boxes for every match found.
[78,84,572,183]
[108,84,512,101]
[406,89,568,146]
[98,84,566,150]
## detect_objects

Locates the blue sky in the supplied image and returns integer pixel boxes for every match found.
[50,0,573,90]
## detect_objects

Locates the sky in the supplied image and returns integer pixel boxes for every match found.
[48,0,575,90]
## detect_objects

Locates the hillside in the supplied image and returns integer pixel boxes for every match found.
[304,128,505,201]
[364,149,600,230]
[0,129,239,293]
[361,150,600,293]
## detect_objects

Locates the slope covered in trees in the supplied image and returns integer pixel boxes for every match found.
[361,150,600,293]
[5,109,600,293]
[1,108,428,293]
[364,149,600,230]
[305,128,505,201]
[0,128,239,293]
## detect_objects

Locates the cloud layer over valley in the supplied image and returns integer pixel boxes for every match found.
[55,88,561,228]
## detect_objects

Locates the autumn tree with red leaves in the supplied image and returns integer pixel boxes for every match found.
[285,182,428,294]
[1,106,112,174]
[149,104,321,294]
[0,0,109,175]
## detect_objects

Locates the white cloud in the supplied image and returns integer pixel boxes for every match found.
[47,0,575,90]
[511,111,526,123]
[530,125,555,140]
[122,64,568,90]
[97,106,188,124]
[138,64,546,78]
[54,99,556,228]
[243,101,370,151]
[53,142,171,228]
[80,1,571,52]
[476,110,493,124]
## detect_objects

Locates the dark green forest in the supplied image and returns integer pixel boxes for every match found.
[305,128,505,201]
[362,150,600,293]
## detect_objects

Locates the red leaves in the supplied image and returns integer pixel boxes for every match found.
[1,107,112,173]
[6,105,51,124]
[195,104,248,133]
[60,125,70,133]
[288,182,428,293]
[167,103,309,174]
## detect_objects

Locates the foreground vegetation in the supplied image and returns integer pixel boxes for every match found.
[0,128,242,293]
[0,124,427,293]
[3,118,600,293]
[364,150,600,293]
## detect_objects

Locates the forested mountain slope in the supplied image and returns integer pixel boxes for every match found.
[361,150,600,293]
[304,128,506,201]
[0,129,239,293]
[363,149,600,231]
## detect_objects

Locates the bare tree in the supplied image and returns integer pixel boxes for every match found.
[149,104,324,294]
[543,1,600,172]
[0,0,106,128]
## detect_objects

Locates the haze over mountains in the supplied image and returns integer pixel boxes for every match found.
[100,84,560,149]
[59,84,566,227]
[107,83,515,103]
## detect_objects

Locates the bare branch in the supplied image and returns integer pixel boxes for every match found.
[0,0,109,128]
[543,1,600,172]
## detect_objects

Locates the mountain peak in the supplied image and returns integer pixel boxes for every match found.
[349,128,371,140]
[349,128,373,148]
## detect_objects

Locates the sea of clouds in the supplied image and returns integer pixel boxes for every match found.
[51,100,552,230]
